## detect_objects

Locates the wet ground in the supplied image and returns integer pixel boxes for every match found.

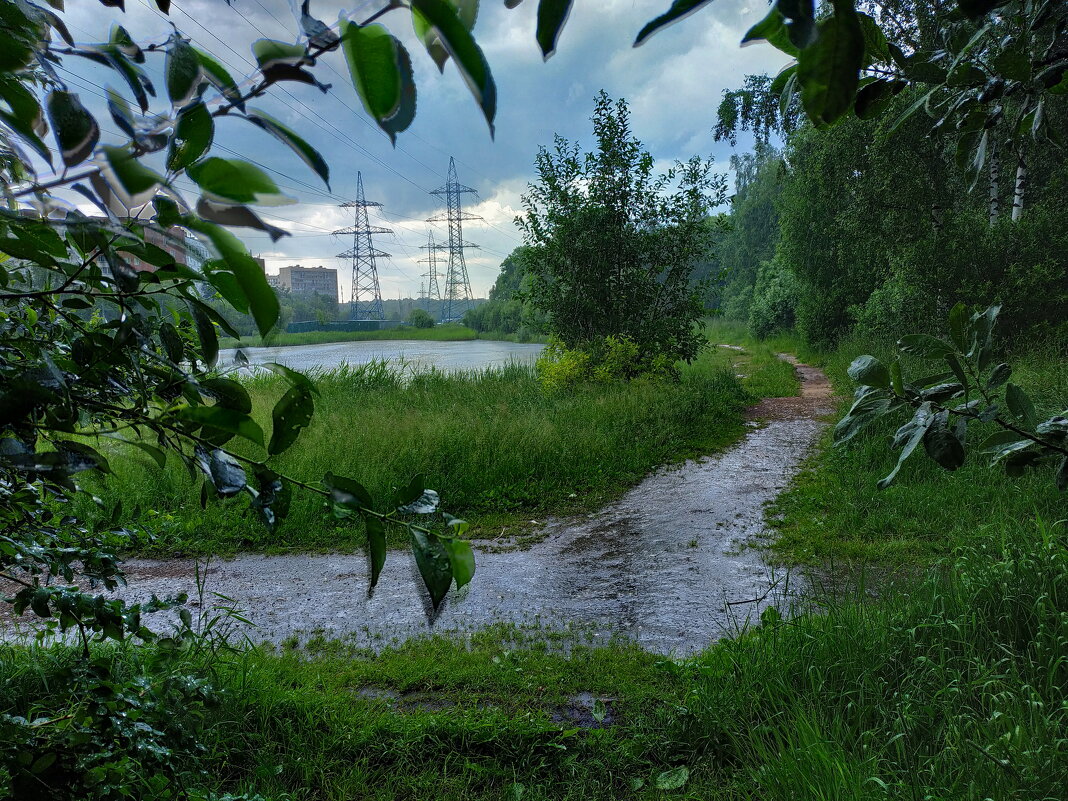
[3,354,836,656]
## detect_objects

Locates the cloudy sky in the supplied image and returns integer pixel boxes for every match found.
[53,0,789,298]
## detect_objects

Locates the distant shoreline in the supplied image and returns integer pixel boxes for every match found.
[219,325,547,349]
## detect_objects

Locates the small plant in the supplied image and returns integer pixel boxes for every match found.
[837,303,1067,489]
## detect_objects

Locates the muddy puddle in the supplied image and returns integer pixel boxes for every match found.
[4,355,836,656]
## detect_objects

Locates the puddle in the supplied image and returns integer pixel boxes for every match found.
[3,355,837,656]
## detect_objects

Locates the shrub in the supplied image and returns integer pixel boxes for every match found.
[407,308,436,329]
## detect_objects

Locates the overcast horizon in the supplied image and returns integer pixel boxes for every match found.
[51,0,789,299]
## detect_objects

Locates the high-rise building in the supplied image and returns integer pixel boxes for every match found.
[268,264,339,300]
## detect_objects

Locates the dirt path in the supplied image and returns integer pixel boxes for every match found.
[9,355,836,656]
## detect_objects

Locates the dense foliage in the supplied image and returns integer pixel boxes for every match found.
[461,246,546,340]
[519,92,725,377]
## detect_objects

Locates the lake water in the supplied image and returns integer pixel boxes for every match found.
[218,339,545,374]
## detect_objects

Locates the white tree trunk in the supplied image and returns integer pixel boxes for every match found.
[988,148,1000,226]
[1011,153,1027,223]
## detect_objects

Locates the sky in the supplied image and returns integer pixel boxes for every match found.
[51,0,789,299]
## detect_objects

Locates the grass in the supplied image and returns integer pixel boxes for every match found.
[761,329,1068,565]
[6,516,1068,799]
[78,340,761,554]
[218,323,479,349]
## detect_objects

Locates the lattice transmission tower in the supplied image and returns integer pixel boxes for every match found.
[427,157,480,322]
[334,172,391,320]
[418,231,441,314]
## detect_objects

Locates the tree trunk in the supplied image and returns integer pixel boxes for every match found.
[1011,151,1027,223]
[988,147,1000,226]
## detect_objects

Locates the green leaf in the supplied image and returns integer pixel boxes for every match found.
[245,108,329,187]
[167,101,213,171]
[898,334,954,360]
[923,423,965,470]
[58,441,112,474]
[979,429,1031,455]
[536,0,574,59]
[187,299,219,367]
[196,198,289,243]
[847,354,889,388]
[366,515,387,589]
[268,384,314,455]
[889,360,904,395]
[986,363,1011,391]
[341,23,408,142]
[396,473,426,507]
[634,0,713,48]
[252,39,307,71]
[196,48,243,110]
[443,536,475,589]
[0,78,52,166]
[410,526,453,609]
[46,90,99,167]
[101,145,163,208]
[166,36,202,107]
[654,766,690,790]
[261,362,318,392]
[200,377,252,413]
[201,447,248,496]
[187,157,295,206]
[879,402,934,489]
[410,0,496,134]
[796,1,865,127]
[179,406,265,447]
[944,353,969,393]
[1005,383,1038,427]
[184,220,280,337]
[833,387,894,444]
[324,472,373,511]
[159,321,184,363]
[741,7,800,57]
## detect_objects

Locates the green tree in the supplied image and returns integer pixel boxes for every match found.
[407,307,436,328]
[518,92,725,369]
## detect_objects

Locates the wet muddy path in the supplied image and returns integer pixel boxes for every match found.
[64,355,836,656]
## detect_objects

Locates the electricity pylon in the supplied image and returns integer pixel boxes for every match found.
[334,172,391,320]
[418,231,442,315]
[427,157,480,323]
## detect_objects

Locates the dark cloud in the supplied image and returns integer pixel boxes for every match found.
[56,0,788,298]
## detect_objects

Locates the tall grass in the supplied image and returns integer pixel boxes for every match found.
[6,518,1067,799]
[79,351,751,553]
[758,328,1068,564]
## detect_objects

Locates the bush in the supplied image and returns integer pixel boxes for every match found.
[747,258,799,339]
[536,335,677,391]
[407,308,435,328]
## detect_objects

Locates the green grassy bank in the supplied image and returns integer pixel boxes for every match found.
[6,517,1067,799]
[218,323,479,349]
[764,331,1068,565]
[77,335,794,555]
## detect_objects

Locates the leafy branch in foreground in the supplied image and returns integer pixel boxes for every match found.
[837,303,1067,490]
[1,0,494,660]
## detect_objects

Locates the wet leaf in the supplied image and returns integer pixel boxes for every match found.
[268,384,314,455]
[634,0,713,47]
[654,766,689,790]
[366,515,386,589]
[443,536,475,589]
[324,472,373,511]
[410,526,452,609]
[47,90,99,167]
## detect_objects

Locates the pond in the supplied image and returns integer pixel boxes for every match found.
[218,339,546,374]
